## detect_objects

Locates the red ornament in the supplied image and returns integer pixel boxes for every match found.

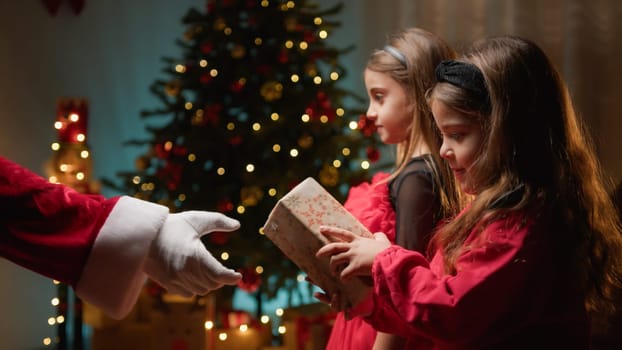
[366,146,380,163]
[303,30,316,43]
[278,50,289,64]
[230,80,245,93]
[156,162,183,191]
[309,50,328,60]
[237,267,261,293]
[228,135,242,145]
[206,0,215,12]
[247,15,257,28]
[217,198,234,212]
[256,64,272,76]
[207,231,230,245]
[200,72,213,84]
[357,114,377,137]
[154,143,187,159]
[200,41,214,54]
[305,91,336,122]
[220,309,253,329]
[204,104,222,125]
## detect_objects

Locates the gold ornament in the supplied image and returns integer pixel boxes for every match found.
[214,18,227,31]
[260,81,283,102]
[297,134,313,149]
[231,44,246,59]
[284,16,298,31]
[305,63,317,76]
[191,113,204,126]
[240,186,264,207]
[319,164,339,187]
[183,28,194,41]
[164,80,182,97]
[135,155,151,171]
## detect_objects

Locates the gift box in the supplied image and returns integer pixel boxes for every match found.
[263,177,373,311]
[90,324,152,350]
[219,309,253,329]
[280,303,336,350]
[84,288,153,329]
[149,300,207,350]
[210,324,272,350]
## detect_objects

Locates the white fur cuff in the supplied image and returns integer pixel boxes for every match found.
[75,196,168,319]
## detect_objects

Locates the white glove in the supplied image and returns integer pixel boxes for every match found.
[144,211,242,297]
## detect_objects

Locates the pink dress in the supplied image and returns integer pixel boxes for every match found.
[325,172,396,350]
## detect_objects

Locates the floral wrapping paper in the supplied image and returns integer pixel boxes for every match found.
[263,177,373,312]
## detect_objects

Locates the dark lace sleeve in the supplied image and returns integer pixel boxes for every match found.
[390,158,440,254]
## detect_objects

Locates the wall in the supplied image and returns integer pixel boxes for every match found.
[0,1,202,348]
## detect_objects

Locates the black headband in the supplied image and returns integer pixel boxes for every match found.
[383,45,407,68]
[435,60,490,109]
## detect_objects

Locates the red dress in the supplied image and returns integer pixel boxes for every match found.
[363,206,590,349]
[326,156,440,349]
[325,172,396,350]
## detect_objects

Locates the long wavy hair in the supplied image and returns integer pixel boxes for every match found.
[428,36,622,318]
[366,27,463,221]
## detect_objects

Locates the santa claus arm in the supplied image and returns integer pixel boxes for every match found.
[0,156,168,318]
[0,156,242,319]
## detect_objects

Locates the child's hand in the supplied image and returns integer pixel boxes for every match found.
[316,226,391,281]
[305,276,343,311]
[312,290,344,312]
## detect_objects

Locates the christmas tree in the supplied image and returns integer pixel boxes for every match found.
[106,0,382,313]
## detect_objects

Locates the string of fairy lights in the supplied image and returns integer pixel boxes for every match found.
[44,99,92,349]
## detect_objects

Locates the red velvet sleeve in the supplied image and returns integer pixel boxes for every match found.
[0,156,118,285]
